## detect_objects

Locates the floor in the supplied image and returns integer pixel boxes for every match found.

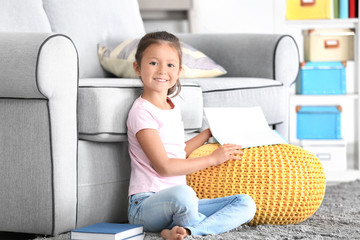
[0,183,343,240]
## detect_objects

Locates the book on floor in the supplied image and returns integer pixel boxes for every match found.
[204,107,287,149]
[70,222,144,240]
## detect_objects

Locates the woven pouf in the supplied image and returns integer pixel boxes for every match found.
[186,143,326,226]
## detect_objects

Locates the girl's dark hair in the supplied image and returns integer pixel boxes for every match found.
[135,31,182,97]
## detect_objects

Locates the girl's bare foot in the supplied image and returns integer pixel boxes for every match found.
[160,226,190,240]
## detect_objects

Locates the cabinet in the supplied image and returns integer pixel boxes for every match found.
[137,0,194,33]
[274,0,360,182]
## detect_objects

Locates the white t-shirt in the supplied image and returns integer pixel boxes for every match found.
[127,96,187,196]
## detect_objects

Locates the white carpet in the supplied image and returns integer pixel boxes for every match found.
[29,180,360,240]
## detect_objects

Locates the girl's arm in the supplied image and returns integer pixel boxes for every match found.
[184,128,212,158]
[136,129,242,177]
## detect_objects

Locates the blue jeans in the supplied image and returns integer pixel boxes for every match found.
[128,185,256,236]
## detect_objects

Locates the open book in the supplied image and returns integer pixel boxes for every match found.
[204,107,287,149]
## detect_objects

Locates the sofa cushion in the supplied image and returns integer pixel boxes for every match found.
[0,0,51,32]
[43,0,145,78]
[178,34,299,89]
[98,39,227,79]
[78,78,203,142]
[183,78,286,127]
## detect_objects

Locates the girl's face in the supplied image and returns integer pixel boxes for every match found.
[134,43,181,95]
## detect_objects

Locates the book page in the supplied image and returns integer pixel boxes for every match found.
[204,107,287,148]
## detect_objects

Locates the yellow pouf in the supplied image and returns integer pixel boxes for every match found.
[186,144,326,226]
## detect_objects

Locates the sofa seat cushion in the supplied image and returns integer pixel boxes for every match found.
[184,77,286,127]
[78,78,203,142]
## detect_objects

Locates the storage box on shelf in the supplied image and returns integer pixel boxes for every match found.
[297,61,346,95]
[289,94,356,180]
[303,28,355,61]
[300,139,347,172]
[286,0,332,20]
[296,105,342,140]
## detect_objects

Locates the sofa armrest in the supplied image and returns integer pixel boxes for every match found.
[0,32,79,235]
[0,32,78,99]
[178,33,300,87]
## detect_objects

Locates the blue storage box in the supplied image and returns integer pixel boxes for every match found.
[296,106,342,139]
[296,61,346,94]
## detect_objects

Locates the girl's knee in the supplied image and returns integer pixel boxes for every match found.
[236,194,257,218]
[172,185,197,199]
[241,194,256,207]
[168,185,197,208]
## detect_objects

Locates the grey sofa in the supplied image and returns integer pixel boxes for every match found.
[0,0,299,236]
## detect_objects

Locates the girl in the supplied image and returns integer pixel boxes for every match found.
[127,31,256,240]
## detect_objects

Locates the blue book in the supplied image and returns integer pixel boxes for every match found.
[339,0,349,18]
[71,222,144,240]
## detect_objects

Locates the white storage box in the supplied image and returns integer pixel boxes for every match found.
[303,28,354,61]
[300,140,347,172]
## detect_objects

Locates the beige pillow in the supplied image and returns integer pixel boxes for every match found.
[98,39,227,78]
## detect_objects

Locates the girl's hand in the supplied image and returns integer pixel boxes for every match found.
[210,144,243,166]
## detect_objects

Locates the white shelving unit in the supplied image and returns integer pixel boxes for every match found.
[274,0,360,182]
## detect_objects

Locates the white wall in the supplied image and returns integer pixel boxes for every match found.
[142,0,276,34]
[192,0,274,34]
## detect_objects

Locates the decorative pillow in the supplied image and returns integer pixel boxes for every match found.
[98,39,139,78]
[98,39,227,79]
[186,143,326,226]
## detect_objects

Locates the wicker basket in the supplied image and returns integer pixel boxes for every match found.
[186,144,326,225]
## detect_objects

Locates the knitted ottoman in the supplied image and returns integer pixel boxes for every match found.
[186,144,326,225]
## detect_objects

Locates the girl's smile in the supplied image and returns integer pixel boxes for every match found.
[153,77,169,82]
[134,43,182,97]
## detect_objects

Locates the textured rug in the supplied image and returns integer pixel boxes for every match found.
[2,180,359,240]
